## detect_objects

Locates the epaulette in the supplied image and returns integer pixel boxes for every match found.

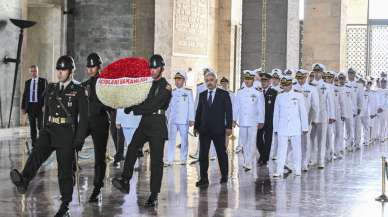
[185,87,192,91]
[197,82,203,86]
[238,87,245,90]
[293,81,297,85]
[294,89,301,93]
[309,83,317,86]
[345,85,352,88]
[255,87,262,91]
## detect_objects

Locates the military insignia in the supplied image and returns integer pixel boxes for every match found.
[166,84,172,91]
[65,92,77,97]
[250,94,257,102]
[68,97,72,107]
[291,98,298,105]
[182,93,188,101]
[60,62,65,68]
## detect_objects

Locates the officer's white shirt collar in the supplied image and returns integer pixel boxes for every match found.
[60,80,71,90]
[207,87,217,103]
[31,77,38,82]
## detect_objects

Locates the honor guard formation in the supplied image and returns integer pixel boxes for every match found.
[8,52,388,217]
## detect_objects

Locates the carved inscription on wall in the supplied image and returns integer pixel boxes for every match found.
[173,0,208,56]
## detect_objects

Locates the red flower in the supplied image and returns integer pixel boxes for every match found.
[99,57,151,79]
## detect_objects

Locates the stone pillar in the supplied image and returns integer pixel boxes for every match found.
[67,0,135,81]
[0,0,25,127]
[302,0,348,71]
[154,0,241,90]
[241,0,299,73]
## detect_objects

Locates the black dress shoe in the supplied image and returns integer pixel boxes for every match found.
[195,179,209,188]
[54,203,70,217]
[145,193,158,207]
[88,187,101,203]
[220,177,228,184]
[10,169,28,194]
[112,177,129,194]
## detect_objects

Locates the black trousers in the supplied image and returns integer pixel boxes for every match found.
[121,126,165,193]
[257,126,273,163]
[22,129,74,203]
[86,115,109,188]
[199,132,228,180]
[109,110,125,161]
[27,104,43,146]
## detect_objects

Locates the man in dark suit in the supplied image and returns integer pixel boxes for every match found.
[21,65,48,147]
[194,70,233,188]
[257,71,278,166]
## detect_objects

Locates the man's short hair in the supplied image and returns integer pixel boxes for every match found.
[30,65,38,71]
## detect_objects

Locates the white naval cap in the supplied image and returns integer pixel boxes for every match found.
[295,69,309,78]
[242,69,256,78]
[283,68,295,76]
[280,75,293,85]
[271,68,281,78]
[312,63,326,72]
[174,69,187,80]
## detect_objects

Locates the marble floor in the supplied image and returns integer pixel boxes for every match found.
[1,127,388,217]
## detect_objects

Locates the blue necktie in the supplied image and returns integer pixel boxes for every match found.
[32,79,36,102]
[208,90,213,106]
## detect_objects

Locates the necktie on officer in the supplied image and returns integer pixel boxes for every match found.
[208,90,213,106]
[32,79,36,102]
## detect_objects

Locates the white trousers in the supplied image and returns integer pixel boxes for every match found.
[358,116,370,145]
[334,119,345,154]
[325,123,335,160]
[301,125,312,169]
[379,111,388,140]
[123,127,137,146]
[167,123,189,162]
[354,116,363,146]
[271,132,278,159]
[310,122,327,166]
[344,117,354,149]
[277,135,301,175]
[238,126,258,168]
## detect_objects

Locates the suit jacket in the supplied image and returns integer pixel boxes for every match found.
[22,77,48,112]
[194,88,233,135]
[262,87,278,128]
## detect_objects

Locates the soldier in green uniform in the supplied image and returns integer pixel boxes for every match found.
[10,55,88,217]
[81,53,112,203]
[112,54,172,207]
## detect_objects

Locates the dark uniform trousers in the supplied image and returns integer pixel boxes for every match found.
[256,125,273,163]
[85,115,109,188]
[22,128,74,203]
[122,115,166,193]
[27,103,43,145]
[109,110,125,162]
[199,132,228,179]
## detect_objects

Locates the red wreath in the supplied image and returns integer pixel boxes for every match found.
[99,57,151,79]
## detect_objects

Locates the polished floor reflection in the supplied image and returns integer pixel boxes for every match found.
[1,127,388,217]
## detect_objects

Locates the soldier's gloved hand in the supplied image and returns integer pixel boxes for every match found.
[124,106,134,114]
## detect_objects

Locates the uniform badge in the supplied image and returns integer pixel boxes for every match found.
[182,93,188,101]
[68,97,72,107]
[250,94,257,102]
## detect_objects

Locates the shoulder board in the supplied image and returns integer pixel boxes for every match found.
[172,88,177,91]
[309,83,316,86]
[294,89,301,93]
[293,81,297,85]
[184,87,192,91]
[239,87,245,90]
[255,87,262,91]
[197,82,203,86]
[345,85,351,88]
